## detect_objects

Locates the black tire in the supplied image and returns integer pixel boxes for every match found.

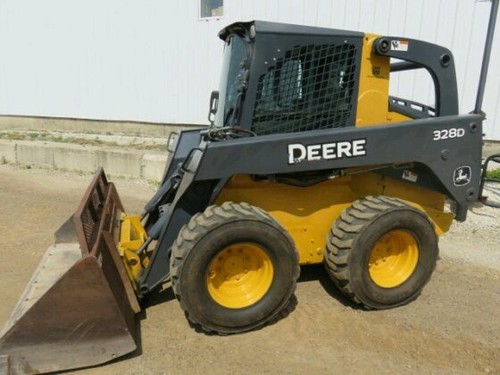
[170,202,300,334]
[324,196,438,309]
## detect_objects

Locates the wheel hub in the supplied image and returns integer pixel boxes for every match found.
[207,243,274,309]
[368,230,419,288]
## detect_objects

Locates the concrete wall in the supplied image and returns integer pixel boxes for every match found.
[0,115,201,137]
[0,139,168,182]
[0,0,498,139]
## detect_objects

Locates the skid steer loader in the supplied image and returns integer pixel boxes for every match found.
[1,0,498,372]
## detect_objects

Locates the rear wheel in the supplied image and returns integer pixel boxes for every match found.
[324,196,438,309]
[170,202,299,334]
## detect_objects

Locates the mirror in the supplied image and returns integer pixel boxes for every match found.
[208,90,219,125]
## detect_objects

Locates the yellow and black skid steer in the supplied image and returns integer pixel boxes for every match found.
[1,0,498,373]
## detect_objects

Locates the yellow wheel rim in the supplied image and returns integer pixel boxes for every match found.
[207,243,274,309]
[368,230,419,288]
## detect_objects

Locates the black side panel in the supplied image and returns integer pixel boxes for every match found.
[195,114,483,219]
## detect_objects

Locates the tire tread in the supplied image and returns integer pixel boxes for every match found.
[324,195,434,308]
[171,202,300,334]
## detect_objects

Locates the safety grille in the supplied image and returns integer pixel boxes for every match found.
[252,43,357,135]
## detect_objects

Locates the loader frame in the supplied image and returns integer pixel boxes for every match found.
[139,113,483,294]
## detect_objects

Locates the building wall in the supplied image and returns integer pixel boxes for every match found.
[0,0,498,139]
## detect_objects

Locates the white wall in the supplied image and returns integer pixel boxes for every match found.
[0,0,499,139]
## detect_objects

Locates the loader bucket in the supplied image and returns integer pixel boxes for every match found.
[0,169,140,374]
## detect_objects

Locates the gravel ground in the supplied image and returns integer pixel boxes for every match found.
[0,164,498,375]
[440,183,500,270]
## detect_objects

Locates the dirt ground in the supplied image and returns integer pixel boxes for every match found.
[0,164,498,375]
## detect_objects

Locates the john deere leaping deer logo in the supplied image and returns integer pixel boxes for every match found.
[453,166,472,186]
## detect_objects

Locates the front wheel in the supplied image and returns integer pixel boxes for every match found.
[170,202,299,334]
[324,196,439,309]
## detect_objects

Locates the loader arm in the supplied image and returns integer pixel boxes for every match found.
[196,114,483,217]
[138,141,220,295]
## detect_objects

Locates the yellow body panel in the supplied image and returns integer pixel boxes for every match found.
[215,174,454,265]
[356,34,412,126]
[216,175,355,264]
[349,173,454,236]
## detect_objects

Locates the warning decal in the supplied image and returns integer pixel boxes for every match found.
[391,40,409,52]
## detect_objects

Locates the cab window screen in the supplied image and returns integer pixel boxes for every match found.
[253,43,357,135]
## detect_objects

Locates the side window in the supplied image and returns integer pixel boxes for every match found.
[256,60,302,113]
[278,60,303,108]
[389,60,436,118]
[200,0,223,19]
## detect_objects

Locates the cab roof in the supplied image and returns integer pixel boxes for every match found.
[218,20,364,41]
